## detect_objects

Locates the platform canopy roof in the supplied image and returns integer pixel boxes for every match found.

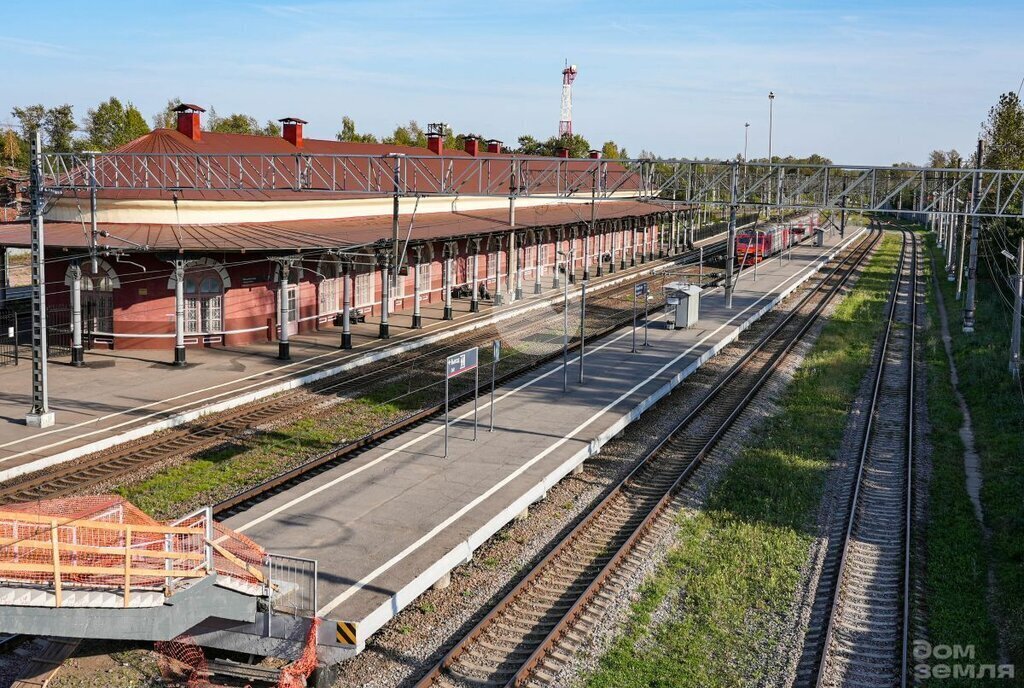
[0,200,668,253]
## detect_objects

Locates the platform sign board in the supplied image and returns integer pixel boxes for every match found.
[632,282,650,353]
[446,348,478,379]
[444,347,479,457]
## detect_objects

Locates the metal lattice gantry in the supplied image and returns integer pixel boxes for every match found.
[20,148,1024,427]
[38,152,1024,218]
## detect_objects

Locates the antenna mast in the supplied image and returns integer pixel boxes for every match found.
[559,62,578,137]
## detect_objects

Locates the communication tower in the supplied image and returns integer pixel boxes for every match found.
[559,63,578,137]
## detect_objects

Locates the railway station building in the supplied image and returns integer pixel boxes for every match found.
[0,106,689,361]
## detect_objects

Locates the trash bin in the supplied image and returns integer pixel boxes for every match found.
[814,227,825,247]
[665,282,702,329]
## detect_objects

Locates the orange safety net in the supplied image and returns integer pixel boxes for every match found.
[277,617,321,688]
[155,634,219,688]
[0,495,265,595]
[155,618,321,688]
[213,522,266,586]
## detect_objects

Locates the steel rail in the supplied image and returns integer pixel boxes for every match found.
[812,230,916,688]
[211,243,731,516]
[0,241,727,507]
[415,227,879,687]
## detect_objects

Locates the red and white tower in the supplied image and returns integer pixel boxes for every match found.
[559,63,578,137]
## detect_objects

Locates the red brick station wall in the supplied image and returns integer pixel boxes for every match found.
[42,242,515,350]
[42,220,662,350]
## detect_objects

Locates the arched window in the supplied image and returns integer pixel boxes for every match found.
[184,268,224,334]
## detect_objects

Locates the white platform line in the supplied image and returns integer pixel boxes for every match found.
[342,229,863,640]
[0,258,679,481]
[232,230,860,618]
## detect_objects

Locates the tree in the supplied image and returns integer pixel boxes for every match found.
[261,120,281,137]
[336,116,378,143]
[43,104,76,152]
[84,97,151,150]
[2,129,17,166]
[514,133,592,157]
[601,140,628,159]
[981,91,1024,237]
[11,105,45,139]
[453,132,487,151]
[206,112,280,137]
[152,98,182,129]
[928,149,949,168]
[982,92,1024,171]
[123,105,150,141]
[382,120,427,147]
[515,135,545,156]
[210,112,258,135]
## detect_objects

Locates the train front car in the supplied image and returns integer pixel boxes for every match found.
[736,231,759,266]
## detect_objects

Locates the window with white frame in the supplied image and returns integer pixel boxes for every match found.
[392,270,406,298]
[354,270,373,307]
[184,269,224,334]
[416,262,432,293]
[318,262,341,315]
[319,278,339,314]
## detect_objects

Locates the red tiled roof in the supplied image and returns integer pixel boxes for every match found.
[56,129,637,203]
[0,201,667,253]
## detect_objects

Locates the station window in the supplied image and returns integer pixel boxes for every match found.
[392,269,406,298]
[354,270,373,307]
[416,262,432,291]
[319,263,341,315]
[184,269,224,334]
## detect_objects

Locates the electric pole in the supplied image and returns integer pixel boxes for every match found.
[963,140,983,333]
[725,161,738,309]
[26,132,54,428]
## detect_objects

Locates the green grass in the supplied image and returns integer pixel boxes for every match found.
[119,403,408,519]
[923,236,1023,672]
[116,275,670,519]
[585,233,902,687]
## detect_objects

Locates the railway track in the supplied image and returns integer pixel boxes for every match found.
[802,229,918,688]
[0,243,727,506]
[414,228,880,688]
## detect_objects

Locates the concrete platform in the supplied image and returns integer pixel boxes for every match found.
[0,246,709,481]
[219,226,864,658]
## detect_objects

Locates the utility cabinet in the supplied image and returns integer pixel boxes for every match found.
[665,282,702,329]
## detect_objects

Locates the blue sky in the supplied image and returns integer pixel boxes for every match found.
[2,0,1021,164]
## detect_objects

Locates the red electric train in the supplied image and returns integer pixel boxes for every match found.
[736,226,791,266]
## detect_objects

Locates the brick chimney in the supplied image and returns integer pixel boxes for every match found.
[464,137,480,156]
[486,139,503,154]
[174,103,205,142]
[557,147,570,159]
[427,122,445,155]
[279,117,308,148]
[589,149,601,159]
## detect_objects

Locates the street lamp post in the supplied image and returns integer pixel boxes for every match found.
[743,122,750,162]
